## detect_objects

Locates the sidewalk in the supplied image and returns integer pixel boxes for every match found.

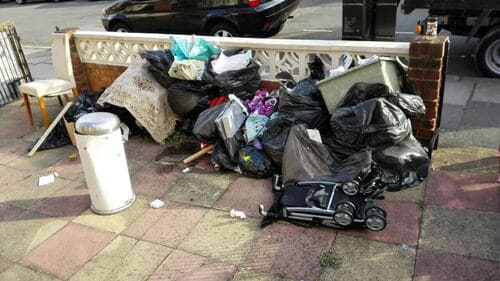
[0,49,497,281]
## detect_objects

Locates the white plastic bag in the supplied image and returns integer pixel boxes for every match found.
[211,50,251,75]
[168,59,206,80]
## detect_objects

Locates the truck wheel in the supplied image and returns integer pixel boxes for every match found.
[210,23,239,37]
[475,28,500,78]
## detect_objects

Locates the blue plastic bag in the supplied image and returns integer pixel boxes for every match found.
[171,37,220,61]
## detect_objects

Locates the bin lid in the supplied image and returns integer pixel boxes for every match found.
[75,112,120,135]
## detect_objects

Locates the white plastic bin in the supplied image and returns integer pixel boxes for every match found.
[75,112,135,215]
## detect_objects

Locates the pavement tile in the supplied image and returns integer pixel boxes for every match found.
[124,202,207,248]
[472,80,500,104]
[0,203,28,222]
[72,197,149,234]
[214,177,274,218]
[460,101,500,129]
[443,79,475,106]
[0,210,68,261]
[131,163,182,198]
[179,209,260,264]
[232,269,293,281]
[70,236,171,281]
[0,174,71,210]
[419,206,500,262]
[439,104,465,131]
[194,156,215,171]
[382,180,426,203]
[7,145,74,171]
[0,119,34,140]
[414,249,500,281]
[45,149,83,180]
[0,139,28,165]
[245,223,335,281]
[0,256,11,273]
[0,264,61,281]
[0,165,31,194]
[149,250,236,281]
[451,127,500,149]
[125,137,164,163]
[431,146,497,174]
[31,181,90,219]
[320,234,415,281]
[344,201,421,246]
[426,170,499,212]
[164,172,234,208]
[21,223,115,280]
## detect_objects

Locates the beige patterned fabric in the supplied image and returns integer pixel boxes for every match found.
[98,58,179,143]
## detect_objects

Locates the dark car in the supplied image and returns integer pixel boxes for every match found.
[101,0,300,37]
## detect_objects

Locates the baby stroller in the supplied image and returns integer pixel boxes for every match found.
[259,172,388,232]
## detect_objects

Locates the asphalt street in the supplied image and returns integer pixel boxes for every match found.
[0,0,482,77]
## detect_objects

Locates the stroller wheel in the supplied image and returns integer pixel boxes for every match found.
[336,202,356,214]
[333,210,353,226]
[365,206,387,218]
[342,181,359,196]
[365,214,386,231]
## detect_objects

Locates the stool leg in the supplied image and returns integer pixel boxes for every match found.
[23,93,34,127]
[72,88,79,97]
[63,94,70,102]
[38,97,50,128]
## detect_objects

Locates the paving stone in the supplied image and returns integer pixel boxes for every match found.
[426,170,499,212]
[45,149,84,180]
[439,104,465,131]
[21,223,115,280]
[0,210,67,261]
[72,197,149,234]
[245,223,335,281]
[344,201,421,246]
[0,264,61,281]
[382,180,426,203]
[0,256,11,273]
[431,146,497,174]
[31,181,90,219]
[232,269,293,281]
[164,172,234,208]
[8,145,74,171]
[414,249,500,281]
[472,80,500,104]
[124,202,207,248]
[70,236,171,281]
[131,163,182,198]
[461,101,500,129]
[450,127,500,149]
[0,165,31,194]
[0,203,26,222]
[179,210,260,264]
[0,118,34,140]
[125,137,164,163]
[149,250,236,281]
[419,206,500,262]
[443,79,474,106]
[0,174,71,210]
[128,159,146,176]
[320,234,415,281]
[194,156,215,171]
[0,139,28,165]
[214,177,274,218]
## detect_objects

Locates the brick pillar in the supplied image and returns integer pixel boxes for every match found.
[57,27,89,94]
[408,35,449,148]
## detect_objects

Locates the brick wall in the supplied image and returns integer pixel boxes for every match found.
[408,36,449,147]
[84,64,127,92]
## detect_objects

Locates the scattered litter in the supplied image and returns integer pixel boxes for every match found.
[182,167,191,173]
[38,174,55,187]
[149,199,165,209]
[229,209,246,219]
[400,244,412,256]
[68,152,79,161]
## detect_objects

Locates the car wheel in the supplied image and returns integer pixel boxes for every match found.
[111,22,131,33]
[475,27,500,78]
[16,0,25,4]
[210,23,238,37]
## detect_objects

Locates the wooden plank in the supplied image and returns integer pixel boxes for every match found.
[28,101,73,157]
[182,145,215,165]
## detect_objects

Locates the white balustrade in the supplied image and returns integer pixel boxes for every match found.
[74,31,409,81]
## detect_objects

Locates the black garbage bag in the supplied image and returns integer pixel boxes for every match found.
[64,89,105,122]
[308,55,325,80]
[224,130,245,163]
[167,81,214,118]
[373,135,430,190]
[282,125,336,184]
[238,145,274,178]
[211,139,238,171]
[192,102,227,142]
[278,78,329,130]
[28,120,71,152]
[341,82,425,118]
[330,149,373,183]
[202,59,261,99]
[140,49,176,88]
[330,97,412,150]
[261,115,299,168]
